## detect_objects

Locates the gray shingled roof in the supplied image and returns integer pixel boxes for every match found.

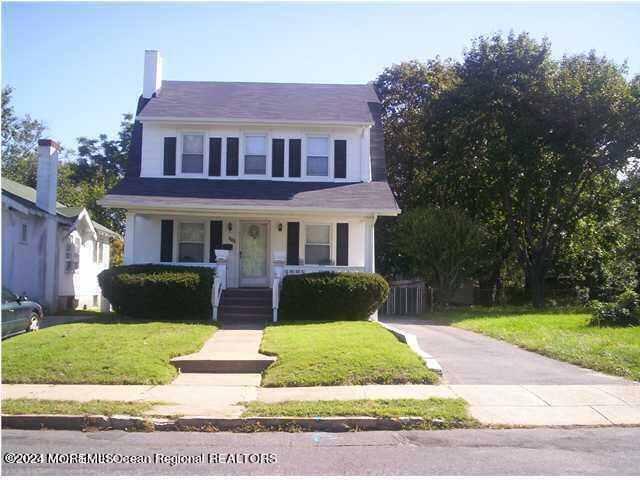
[137,81,381,124]
[1,177,121,238]
[104,178,399,214]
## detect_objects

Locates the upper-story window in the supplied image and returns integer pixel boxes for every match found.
[306,137,329,177]
[244,135,267,175]
[181,134,204,174]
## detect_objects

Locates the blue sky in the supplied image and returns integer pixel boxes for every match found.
[2,2,639,151]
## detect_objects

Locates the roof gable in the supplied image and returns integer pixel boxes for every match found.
[1,176,120,238]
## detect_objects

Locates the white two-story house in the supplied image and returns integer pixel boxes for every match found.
[99,50,399,319]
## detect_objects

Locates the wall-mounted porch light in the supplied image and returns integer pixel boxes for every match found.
[277,223,283,232]
[227,222,233,232]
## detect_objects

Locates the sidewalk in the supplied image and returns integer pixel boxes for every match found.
[3,383,639,426]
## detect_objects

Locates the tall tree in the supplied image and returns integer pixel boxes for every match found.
[426,33,640,307]
[1,86,46,187]
[62,114,133,234]
[374,59,459,209]
[374,60,510,284]
[374,60,461,276]
[396,207,488,304]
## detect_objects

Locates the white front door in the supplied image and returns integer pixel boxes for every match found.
[239,222,269,287]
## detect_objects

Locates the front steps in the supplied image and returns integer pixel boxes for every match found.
[219,288,272,324]
[170,289,276,375]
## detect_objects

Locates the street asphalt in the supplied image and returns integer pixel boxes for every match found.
[383,317,633,385]
[2,427,639,475]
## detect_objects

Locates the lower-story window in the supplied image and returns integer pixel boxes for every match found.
[178,222,205,262]
[65,238,80,273]
[305,224,331,265]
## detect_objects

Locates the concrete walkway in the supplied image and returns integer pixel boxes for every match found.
[4,383,639,426]
[170,323,275,374]
[382,317,632,385]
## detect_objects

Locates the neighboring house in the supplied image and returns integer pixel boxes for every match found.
[99,50,399,319]
[1,141,121,312]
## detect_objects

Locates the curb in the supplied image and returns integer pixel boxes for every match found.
[375,321,443,375]
[1,414,435,433]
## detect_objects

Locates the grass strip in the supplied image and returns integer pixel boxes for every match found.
[2,398,158,417]
[242,398,476,428]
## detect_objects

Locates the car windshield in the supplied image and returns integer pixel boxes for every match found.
[2,288,17,303]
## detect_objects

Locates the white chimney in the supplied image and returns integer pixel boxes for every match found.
[36,139,60,215]
[143,50,163,98]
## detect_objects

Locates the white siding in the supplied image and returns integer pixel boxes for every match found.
[1,204,46,301]
[140,122,367,182]
[2,197,114,311]
[126,211,372,288]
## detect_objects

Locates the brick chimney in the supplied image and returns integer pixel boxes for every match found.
[143,50,163,99]
[36,139,61,215]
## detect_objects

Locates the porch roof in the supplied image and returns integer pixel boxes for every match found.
[99,178,400,215]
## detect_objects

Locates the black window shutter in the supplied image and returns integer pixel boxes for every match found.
[209,138,222,176]
[226,137,239,176]
[334,140,347,179]
[160,220,174,262]
[286,222,300,265]
[163,137,176,176]
[209,220,223,262]
[336,223,349,266]
[272,139,285,177]
[288,139,301,177]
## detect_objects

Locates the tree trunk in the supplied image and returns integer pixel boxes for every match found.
[526,266,546,309]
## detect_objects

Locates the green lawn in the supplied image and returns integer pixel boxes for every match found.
[242,398,476,428]
[2,398,158,416]
[435,307,640,381]
[260,320,439,387]
[2,318,215,385]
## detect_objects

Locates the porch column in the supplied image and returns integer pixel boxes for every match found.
[123,213,136,265]
[364,217,375,273]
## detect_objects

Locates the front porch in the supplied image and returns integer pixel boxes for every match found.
[123,211,376,321]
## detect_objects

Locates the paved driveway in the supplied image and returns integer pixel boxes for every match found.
[382,317,633,385]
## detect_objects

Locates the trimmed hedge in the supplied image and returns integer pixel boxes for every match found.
[98,264,215,319]
[279,271,390,321]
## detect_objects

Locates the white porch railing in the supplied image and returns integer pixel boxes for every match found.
[272,278,280,323]
[283,265,365,276]
[161,262,217,269]
[212,276,223,321]
[211,250,229,322]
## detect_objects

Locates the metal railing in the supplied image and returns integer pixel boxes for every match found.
[382,282,432,316]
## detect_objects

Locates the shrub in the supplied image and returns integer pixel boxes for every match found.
[98,264,215,319]
[279,271,389,321]
[589,290,640,327]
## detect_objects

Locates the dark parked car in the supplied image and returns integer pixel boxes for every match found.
[2,288,42,339]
